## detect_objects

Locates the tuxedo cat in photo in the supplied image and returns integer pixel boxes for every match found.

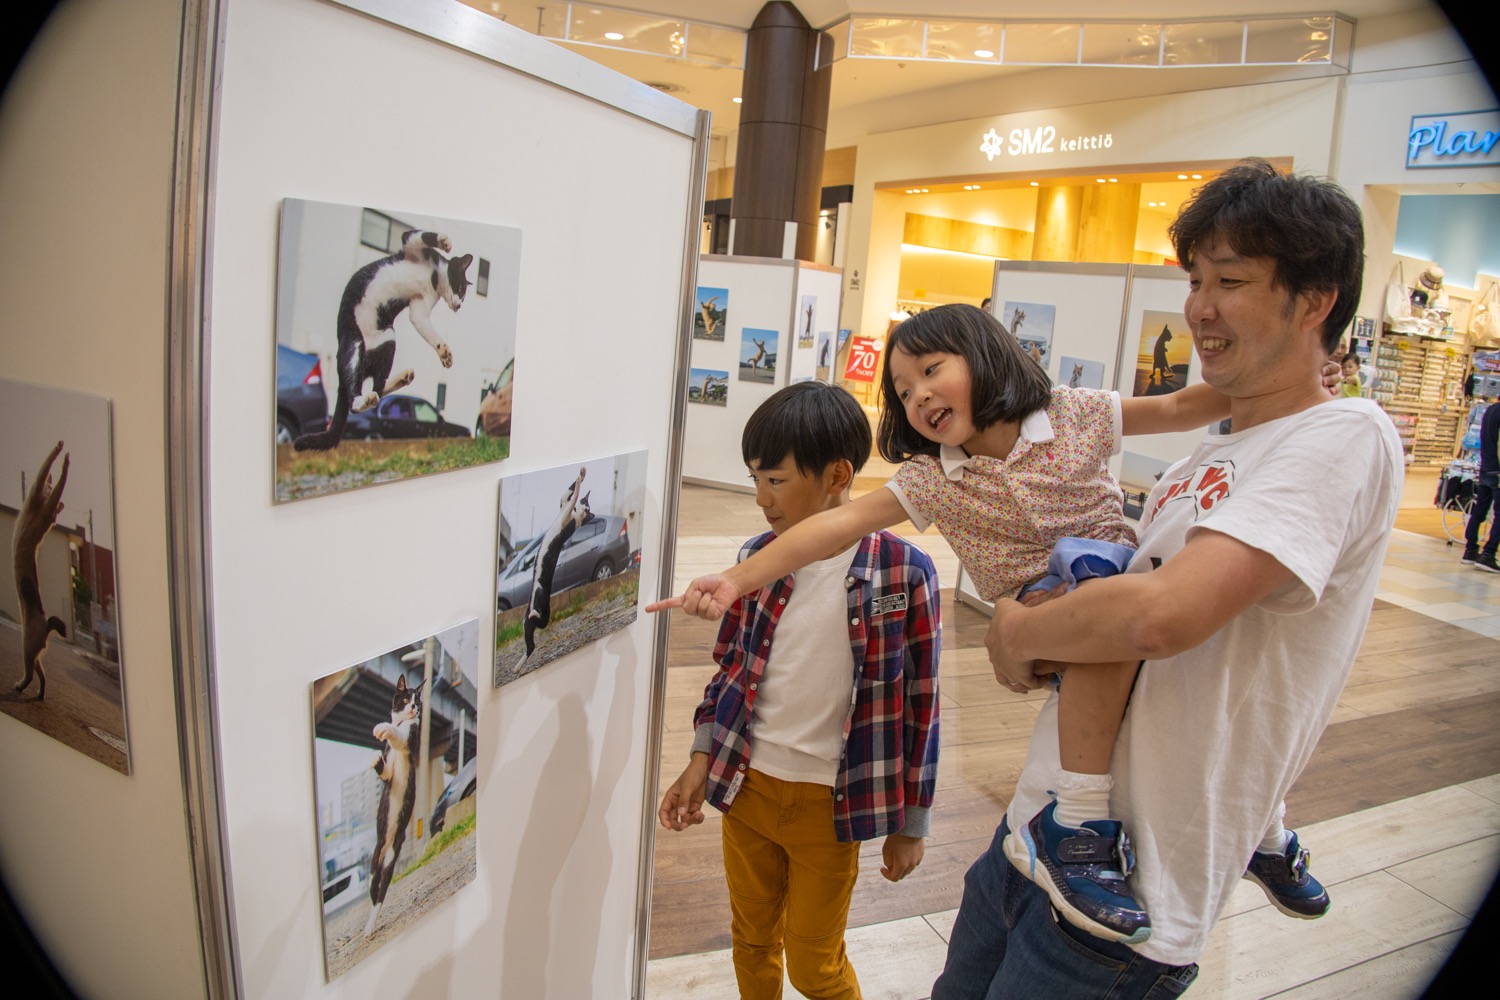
[294,229,474,451]
[365,674,422,938]
[11,441,69,700]
[523,468,595,659]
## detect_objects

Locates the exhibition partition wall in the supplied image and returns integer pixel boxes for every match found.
[957,262,1199,611]
[172,0,706,997]
[684,256,844,490]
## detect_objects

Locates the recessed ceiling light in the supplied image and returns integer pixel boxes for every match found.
[1096,178,1106,183]
[1177,174,1188,180]
[1108,177,1118,183]
[732,96,742,104]
[974,49,994,59]
[1191,173,1202,179]
[605,31,624,41]
[1030,181,1039,187]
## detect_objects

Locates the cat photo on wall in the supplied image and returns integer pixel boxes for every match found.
[274,199,521,503]
[0,378,130,774]
[1057,356,1106,391]
[311,619,480,980]
[494,451,648,687]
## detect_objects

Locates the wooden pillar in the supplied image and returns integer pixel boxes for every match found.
[1031,184,1083,262]
[1079,181,1142,263]
[730,2,831,260]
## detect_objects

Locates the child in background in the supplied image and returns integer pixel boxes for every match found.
[652,304,1333,945]
[1340,351,1363,397]
[657,381,940,1000]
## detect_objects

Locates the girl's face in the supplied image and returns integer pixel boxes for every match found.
[888,347,977,449]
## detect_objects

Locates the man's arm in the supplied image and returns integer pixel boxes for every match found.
[988,528,1297,686]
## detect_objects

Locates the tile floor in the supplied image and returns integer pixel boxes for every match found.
[645,481,1500,1000]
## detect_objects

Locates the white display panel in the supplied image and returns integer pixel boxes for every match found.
[202,1,701,997]
[1115,266,1203,482]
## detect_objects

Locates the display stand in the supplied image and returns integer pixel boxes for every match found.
[166,1,707,997]
[682,256,843,490]
[955,261,1202,614]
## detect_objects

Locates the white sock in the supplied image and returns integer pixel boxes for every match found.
[1053,770,1113,829]
[1258,803,1291,855]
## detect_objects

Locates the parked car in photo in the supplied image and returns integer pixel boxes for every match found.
[495,514,632,611]
[321,863,367,915]
[276,344,329,444]
[476,358,514,437]
[430,756,477,833]
[342,393,471,441]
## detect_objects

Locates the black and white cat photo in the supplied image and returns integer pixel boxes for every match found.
[522,468,595,661]
[365,674,422,939]
[295,229,474,451]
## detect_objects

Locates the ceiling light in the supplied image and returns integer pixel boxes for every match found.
[1191,173,1202,179]
[732,96,742,103]
[974,49,994,59]
[604,32,624,41]
[1108,177,1118,183]
[1030,181,1039,187]
[1177,174,1188,180]
[1096,178,1106,183]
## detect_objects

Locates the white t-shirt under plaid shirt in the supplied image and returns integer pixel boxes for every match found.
[887,385,1136,601]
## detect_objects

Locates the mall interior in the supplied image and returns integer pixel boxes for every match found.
[1,1,1498,998]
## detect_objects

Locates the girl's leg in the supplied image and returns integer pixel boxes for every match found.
[1053,660,1140,829]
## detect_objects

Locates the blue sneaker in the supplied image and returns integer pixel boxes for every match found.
[1003,800,1152,943]
[1244,831,1329,918]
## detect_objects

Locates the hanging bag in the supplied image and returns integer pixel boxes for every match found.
[1384,261,1411,327]
[1471,282,1500,347]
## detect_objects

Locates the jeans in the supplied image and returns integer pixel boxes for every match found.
[932,822,1198,1000]
[1466,472,1499,555]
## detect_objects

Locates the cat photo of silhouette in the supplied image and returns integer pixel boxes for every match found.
[311,619,480,980]
[798,294,817,348]
[493,452,648,686]
[1132,310,1193,398]
[1,379,130,772]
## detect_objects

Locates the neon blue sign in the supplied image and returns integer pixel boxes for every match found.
[1407,109,1500,169]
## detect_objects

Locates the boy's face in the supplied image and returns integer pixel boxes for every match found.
[747,458,846,535]
[1342,357,1360,378]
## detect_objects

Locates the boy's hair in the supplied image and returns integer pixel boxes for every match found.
[1168,158,1364,355]
[1341,352,1361,367]
[742,381,872,476]
[877,304,1052,462]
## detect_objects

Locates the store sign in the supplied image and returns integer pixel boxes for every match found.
[844,336,883,383]
[1406,110,1500,169]
[979,125,1114,162]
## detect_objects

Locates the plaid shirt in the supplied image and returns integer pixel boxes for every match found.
[692,529,940,842]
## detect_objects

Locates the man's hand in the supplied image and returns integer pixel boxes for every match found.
[658,754,710,831]
[880,833,924,882]
[645,573,743,621]
[986,598,1045,693]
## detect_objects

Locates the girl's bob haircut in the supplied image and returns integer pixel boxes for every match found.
[877,304,1053,462]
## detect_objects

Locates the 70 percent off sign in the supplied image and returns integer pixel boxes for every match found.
[843,336,883,383]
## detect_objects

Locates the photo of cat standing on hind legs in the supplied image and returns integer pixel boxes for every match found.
[365,674,422,939]
[295,229,474,451]
[11,440,69,700]
[520,467,595,665]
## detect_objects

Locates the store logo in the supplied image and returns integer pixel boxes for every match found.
[979,125,1114,162]
[1407,110,1500,169]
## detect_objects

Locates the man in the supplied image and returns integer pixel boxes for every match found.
[1461,393,1499,572]
[933,160,1404,998]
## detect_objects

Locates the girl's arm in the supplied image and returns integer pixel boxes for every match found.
[646,486,909,619]
[1119,383,1229,436]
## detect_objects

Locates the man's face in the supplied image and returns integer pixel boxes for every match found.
[1184,237,1329,402]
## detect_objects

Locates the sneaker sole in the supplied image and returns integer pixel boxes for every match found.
[1002,825,1152,944]
[1241,870,1330,919]
[1475,563,1500,574]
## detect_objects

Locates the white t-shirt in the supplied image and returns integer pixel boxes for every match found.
[751,544,860,786]
[1006,397,1403,966]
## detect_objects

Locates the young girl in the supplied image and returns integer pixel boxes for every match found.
[650,304,1326,943]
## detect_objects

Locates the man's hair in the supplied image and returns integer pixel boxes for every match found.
[1168,158,1364,353]
[742,381,872,476]
[877,304,1053,462]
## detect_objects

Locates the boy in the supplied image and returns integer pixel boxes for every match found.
[657,381,940,1000]
[1339,351,1363,397]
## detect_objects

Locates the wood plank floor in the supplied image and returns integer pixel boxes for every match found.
[646,484,1500,998]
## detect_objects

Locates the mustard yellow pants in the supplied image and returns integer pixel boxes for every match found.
[720,769,862,1000]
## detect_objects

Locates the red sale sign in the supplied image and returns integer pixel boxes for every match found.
[843,336,882,383]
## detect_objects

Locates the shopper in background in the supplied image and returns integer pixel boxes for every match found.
[1339,352,1363,398]
[1462,395,1500,572]
[958,160,1402,998]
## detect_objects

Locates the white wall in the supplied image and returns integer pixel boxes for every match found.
[0,1,206,997]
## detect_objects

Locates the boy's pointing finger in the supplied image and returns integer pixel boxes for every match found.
[644,595,686,613]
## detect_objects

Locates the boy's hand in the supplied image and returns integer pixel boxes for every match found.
[987,599,1045,693]
[880,833,924,882]
[645,573,743,621]
[1321,360,1341,395]
[658,754,710,831]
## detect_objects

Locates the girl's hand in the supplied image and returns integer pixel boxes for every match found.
[645,573,743,620]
